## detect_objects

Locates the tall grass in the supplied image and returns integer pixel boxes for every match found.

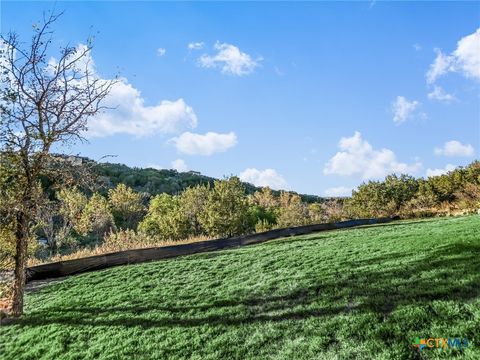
[28,230,211,266]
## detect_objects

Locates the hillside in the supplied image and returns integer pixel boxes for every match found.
[93,160,326,203]
[52,155,326,202]
[1,215,478,359]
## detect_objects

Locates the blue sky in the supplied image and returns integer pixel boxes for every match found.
[2,1,479,196]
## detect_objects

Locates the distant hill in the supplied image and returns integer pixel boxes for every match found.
[89,160,325,203]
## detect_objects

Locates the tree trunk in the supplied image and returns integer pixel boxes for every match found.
[11,212,29,317]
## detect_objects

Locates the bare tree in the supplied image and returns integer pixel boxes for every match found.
[0,12,115,316]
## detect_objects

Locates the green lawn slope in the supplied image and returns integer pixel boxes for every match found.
[1,216,479,359]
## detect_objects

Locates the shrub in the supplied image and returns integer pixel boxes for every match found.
[35,187,88,252]
[322,199,346,222]
[249,187,278,230]
[179,185,210,236]
[307,203,325,224]
[276,192,308,227]
[77,193,116,240]
[108,184,146,230]
[199,177,252,237]
[139,194,190,240]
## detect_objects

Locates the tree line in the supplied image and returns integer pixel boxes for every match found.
[345,161,479,219]
[0,177,344,265]
[2,160,478,276]
[94,161,325,204]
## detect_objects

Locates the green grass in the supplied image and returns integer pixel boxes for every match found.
[1,216,479,360]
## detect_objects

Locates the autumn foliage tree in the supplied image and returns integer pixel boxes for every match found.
[179,184,209,236]
[36,186,87,252]
[77,193,116,240]
[108,184,146,230]
[276,192,308,228]
[0,13,114,316]
[249,187,279,231]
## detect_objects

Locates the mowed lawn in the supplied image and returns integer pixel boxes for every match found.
[1,216,479,360]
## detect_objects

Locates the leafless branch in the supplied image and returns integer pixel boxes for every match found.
[0,12,115,316]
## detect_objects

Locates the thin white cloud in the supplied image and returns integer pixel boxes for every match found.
[434,140,475,157]
[427,86,456,103]
[198,42,262,76]
[426,28,480,84]
[171,159,188,172]
[239,168,288,190]
[274,66,284,76]
[426,164,456,177]
[324,186,352,197]
[392,96,422,124]
[188,42,204,50]
[171,131,237,156]
[426,49,455,84]
[323,131,422,180]
[157,48,166,57]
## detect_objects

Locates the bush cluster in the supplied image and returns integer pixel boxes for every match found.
[345,161,480,218]
[1,161,478,266]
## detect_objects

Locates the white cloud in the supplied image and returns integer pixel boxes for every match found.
[157,48,166,57]
[0,40,16,86]
[426,49,455,84]
[434,140,475,157]
[47,44,197,138]
[453,28,480,80]
[0,39,8,59]
[0,39,13,67]
[171,159,188,172]
[324,186,352,197]
[427,86,456,103]
[274,66,284,76]
[239,168,288,190]
[47,43,96,76]
[392,96,421,124]
[171,131,237,156]
[188,42,204,50]
[89,80,198,137]
[413,43,422,51]
[4,42,202,141]
[323,131,422,180]
[198,42,262,76]
[426,28,480,84]
[426,164,456,177]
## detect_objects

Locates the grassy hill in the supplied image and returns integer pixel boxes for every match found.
[1,215,478,359]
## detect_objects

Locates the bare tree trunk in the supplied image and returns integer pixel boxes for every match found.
[11,212,28,317]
